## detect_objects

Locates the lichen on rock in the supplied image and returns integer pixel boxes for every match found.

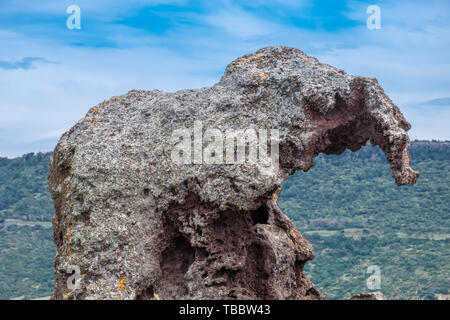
[49,46,418,300]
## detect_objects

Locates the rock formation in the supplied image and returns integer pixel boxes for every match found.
[49,46,418,300]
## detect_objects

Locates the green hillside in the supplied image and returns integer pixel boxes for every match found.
[0,152,55,299]
[0,152,53,222]
[0,142,448,299]
[279,141,450,299]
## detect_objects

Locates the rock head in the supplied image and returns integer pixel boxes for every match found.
[49,46,418,300]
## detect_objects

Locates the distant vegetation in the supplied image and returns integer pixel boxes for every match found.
[279,141,450,299]
[0,223,54,299]
[0,141,448,299]
[0,152,53,222]
[0,152,55,299]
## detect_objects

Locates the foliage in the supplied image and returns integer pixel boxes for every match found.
[0,223,54,299]
[0,152,53,222]
[279,141,450,299]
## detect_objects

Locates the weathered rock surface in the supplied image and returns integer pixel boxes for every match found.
[49,46,418,300]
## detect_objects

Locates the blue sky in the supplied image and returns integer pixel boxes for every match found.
[0,0,449,157]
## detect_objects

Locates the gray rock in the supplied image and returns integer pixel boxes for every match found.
[49,46,418,300]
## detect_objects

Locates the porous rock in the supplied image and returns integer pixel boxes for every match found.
[49,46,418,300]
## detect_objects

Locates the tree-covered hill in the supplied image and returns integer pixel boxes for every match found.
[0,152,54,299]
[279,141,450,299]
[0,152,53,222]
[0,141,448,299]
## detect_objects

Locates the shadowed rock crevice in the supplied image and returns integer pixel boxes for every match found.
[250,204,269,225]
[160,223,195,297]
[149,193,316,299]
[49,46,417,300]
[136,286,154,300]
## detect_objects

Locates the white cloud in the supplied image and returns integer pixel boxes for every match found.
[203,8,279,38]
